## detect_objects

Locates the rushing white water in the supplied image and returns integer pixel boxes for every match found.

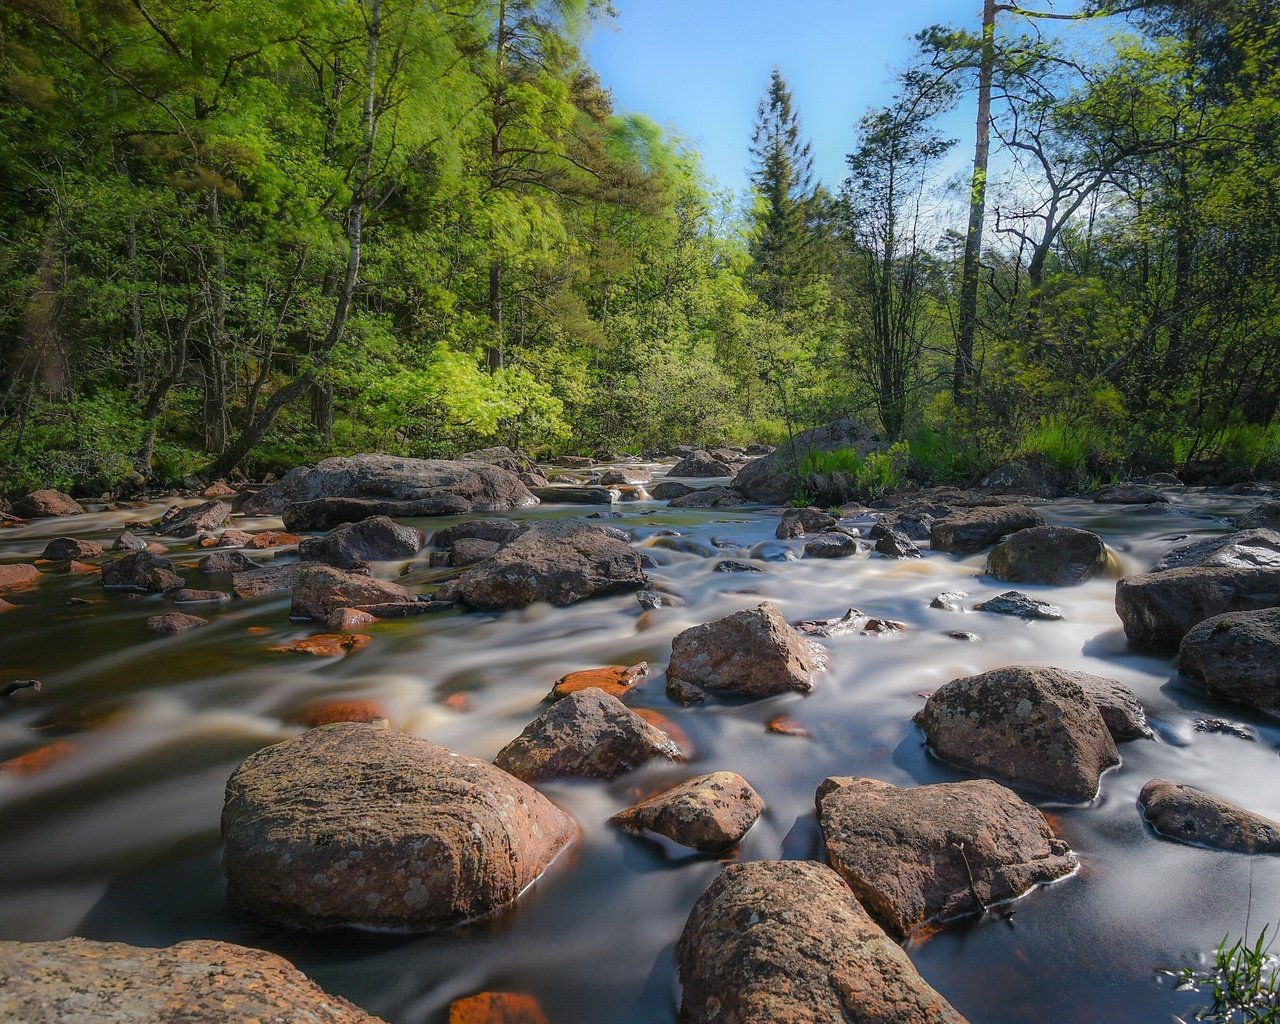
[0,475,1277,1023]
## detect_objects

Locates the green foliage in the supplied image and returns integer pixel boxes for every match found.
[796,440,910,504]
[1171,926,1279,1023]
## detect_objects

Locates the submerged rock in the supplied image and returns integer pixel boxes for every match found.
[986,526,1108,585]
[1115,566,1280,650]
[240,454,537,517]
[0,938,385,1024]
[222,723,575,930]
[1139,779,1280,853]
[443,520,644,610]
[1179,608,1280,717]
[492,688,682,782]
[931,506,1046,554]
[666,602,823,703]
[11,490,85,518]
[677,860,969,1024]
[1094,484,1169,505]
[297,516,423,569]
[914,665,1120,801]
[145,612,208,635]
[610,771,762,853]
[550,662,647,700]
[0,564,39,590]
[817,776,1076,938]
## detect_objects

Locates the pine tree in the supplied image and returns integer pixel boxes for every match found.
[747,68,817,313]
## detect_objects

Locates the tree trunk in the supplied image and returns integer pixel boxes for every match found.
[954,0,996,401]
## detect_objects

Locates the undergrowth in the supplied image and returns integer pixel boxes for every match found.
[1169,926,1279,1023]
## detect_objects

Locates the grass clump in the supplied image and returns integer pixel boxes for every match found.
[794,441,910,506]
[1170,926,1279,1023]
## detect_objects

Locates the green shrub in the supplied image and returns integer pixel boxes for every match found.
[795,441,910,505]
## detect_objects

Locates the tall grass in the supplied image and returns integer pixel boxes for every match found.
[1170,926,1279,1023]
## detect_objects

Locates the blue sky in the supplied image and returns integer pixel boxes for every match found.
[585,1,1113,202]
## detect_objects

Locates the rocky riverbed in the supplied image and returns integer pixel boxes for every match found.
[1,449,1279,1023]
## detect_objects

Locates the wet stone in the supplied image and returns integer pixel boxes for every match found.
[804,533,859,558]
[1139,778,1280,853]
[930,590,968,612]
[975,591,1064,620]
[713,559,763,573]
[146,612,208,635]
[610,771,763,853]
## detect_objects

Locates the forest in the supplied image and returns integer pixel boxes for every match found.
[0,0,1277,494]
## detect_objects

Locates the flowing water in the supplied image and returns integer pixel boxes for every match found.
[1,473,1278,1023]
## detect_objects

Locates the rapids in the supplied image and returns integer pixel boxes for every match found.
[1,472,1277,1022]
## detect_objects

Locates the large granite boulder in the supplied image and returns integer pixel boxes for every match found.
[492,688,682,782]
[240,454,537,517]
[913,665,1120,801]
[1139,778,1280,853]
[666,602,824,703]
[1115,566,1280,650]
[1238,502,1280,531]
[297,516,423,569]
[733,419,887,504]
[441,520,644,610]
[677,860,969,1024]
[776,507,837,539]
[931,506,1046,554]
[609,771,763,853]
[0,938,384,1024]
[665,486,747,508]
[101,551,183,592]
[432,519,525,549]
[221,723,575,930]
[1179,607,1280,717]
[817,776,1076,938]
[153,500,231,538]
[11,490,85,518]
[979,456,1062,499]
[986,526,1108,585]
[1150,529,1280,572]
[290,565,436,620]
[670,450,735,477]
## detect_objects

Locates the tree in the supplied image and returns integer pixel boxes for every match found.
[746,68,817,314]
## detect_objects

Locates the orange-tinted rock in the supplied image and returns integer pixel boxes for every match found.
[611,771,763,853]
[447,992,548,1024]
[550,662,647,700]
[272,634,372,657]
[0,598,16,613]
[11,490,85,518]
[632,708,693,758]
[217,529,253,548]
[0,564,39,590]
[1,739,78,775]
[326,607,379,631]
[766,715,812,738]
[295,699,387,727]
[244,531,302,549]
[203,480,237,497]
[441,693,474,713]
[146,612,209,635]
[246,626,270,635]
[40,538,103,560]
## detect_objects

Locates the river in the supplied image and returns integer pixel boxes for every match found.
[1,472,1276,1022]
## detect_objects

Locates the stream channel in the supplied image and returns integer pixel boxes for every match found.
[1,468,1278,1022]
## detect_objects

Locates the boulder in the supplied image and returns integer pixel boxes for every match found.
[980,456,1062,499]
[447,993,548,1024]
[914,665,1120,801]
[1151,529,1280,572]
[443,520,644,610]
[677,860,969,1024]
[297,516,423,569]
[432,519,526,549]
[598,467,652,485]
[39,538,103,561]
[666,486,746,508]
[930,591,968,612]
[877,512,934,541]
[455,445,535,475]
[0,564,39,590]
[146,612,208,635]
[650,480,693,500]
[1094,484,1168,505]
[666,602,823,703]
[170,588,230,605]
[1138,778,1280,853]
[101,551,183,592]
[776,507,837,539]
[1180,608,1280,717]
[451,537,500,566]
[975,591,1064,621]
[153,500,231,538]
[931,505,1046,554]
[804,533,859,558]
[232,562,312,599]
[733,420,887,504]
[1239,502,1280,531]
[222,723,574,929]
[216,529,253,547]
[112,531,148,552]
[0,938,384,1024]
[1071,673,1152,741]
[198,550,258,575]
[874,528,921,559]
[492,688,682,782]
[290,565,435,621]
[529,485,618,505]
[817,776,1076,939]
[240,454,537,517]
[986,526,1108,585]
[11,490,85,518]
[1115,566,1280,650]
[609,771,762,853]
[670,450,734,477]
